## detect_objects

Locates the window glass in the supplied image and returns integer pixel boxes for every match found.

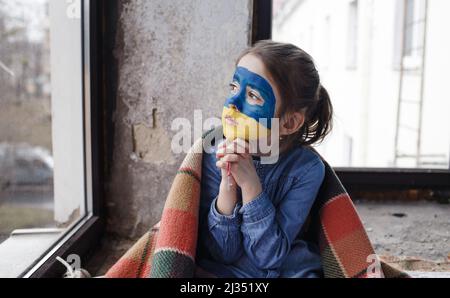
[0,0,85,269]
[273,0,450,169]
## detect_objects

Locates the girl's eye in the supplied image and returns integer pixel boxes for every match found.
[229,82,239,95]
[247,90,264,106]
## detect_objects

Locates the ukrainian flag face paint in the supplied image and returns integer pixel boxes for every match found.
[222,66,276,141]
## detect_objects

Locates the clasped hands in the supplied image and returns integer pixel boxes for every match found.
[215,138,263,204]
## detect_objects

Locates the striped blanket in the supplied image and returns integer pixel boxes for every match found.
[105,126,408,278]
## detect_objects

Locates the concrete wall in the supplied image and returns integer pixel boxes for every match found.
[107,0,253,238]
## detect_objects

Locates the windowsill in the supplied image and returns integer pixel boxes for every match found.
[0,211,101,278]
[406,271,450,278]
[0,228,63,278]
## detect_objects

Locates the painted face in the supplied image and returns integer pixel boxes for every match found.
[222,66,276,141]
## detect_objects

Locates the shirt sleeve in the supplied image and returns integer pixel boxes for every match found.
[197,148,243,265]
[239,159,325,270]
[206,197,243,264]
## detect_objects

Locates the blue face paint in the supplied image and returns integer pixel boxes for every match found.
[224,66,276,129]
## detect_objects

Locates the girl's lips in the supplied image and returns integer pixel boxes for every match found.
[225,115,238,126]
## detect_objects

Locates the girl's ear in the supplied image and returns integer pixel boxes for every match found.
[280,111,305,137]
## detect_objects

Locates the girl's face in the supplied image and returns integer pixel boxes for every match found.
[222,54,282,141]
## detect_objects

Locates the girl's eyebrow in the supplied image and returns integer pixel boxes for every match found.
[249,86,261,95]
[234,67,274,98]
[247,84,267,97]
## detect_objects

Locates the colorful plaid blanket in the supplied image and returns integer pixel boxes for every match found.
[105,126,408,278]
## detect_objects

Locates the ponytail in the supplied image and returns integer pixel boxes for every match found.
[313,84,333,144]
[295,84,333,146]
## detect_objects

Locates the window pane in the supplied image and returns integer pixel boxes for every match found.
[273,0,450,169]
[0,0,85,275]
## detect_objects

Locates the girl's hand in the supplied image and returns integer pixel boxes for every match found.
[215,139,237,188]
[216,138,263,204]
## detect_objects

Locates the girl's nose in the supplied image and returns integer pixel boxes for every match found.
[227,91,244,111]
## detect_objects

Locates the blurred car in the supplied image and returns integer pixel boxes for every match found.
[0,143,53,189]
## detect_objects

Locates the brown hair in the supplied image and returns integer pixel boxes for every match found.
[236,40,333,147]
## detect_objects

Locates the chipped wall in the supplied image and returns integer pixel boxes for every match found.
[107,0,253,238]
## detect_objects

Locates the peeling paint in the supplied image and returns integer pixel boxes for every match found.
[132,123,175,165]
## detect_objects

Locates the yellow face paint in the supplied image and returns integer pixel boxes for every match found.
[222,106,271,141]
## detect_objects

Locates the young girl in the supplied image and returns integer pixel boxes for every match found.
[196,40,333,278]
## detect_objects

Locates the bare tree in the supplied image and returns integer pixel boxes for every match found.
[0,0,49,103]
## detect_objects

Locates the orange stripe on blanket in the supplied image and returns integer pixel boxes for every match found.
[155,209,198,256]
[105,258,143,278]
[331,229,376,278]
[320,193,364,243]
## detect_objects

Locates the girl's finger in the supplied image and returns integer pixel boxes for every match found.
[216,160,227,170]
[216,139,236,156]
[216,142,232,158]
[216,146,226,158]
[216,139,251,158]
[217,139,228,149]
[221,154,240,163]
[216,142,240,158]
[216,158,238,170]
[218,138,234,148]
[222,142,244,155]
[231,139,252,159]
[216,160,239,174]
[215,147,236,158]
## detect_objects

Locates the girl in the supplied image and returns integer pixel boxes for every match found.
[196,40,333,278]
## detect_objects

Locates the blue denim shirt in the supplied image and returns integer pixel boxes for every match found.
[196,142,325,278]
